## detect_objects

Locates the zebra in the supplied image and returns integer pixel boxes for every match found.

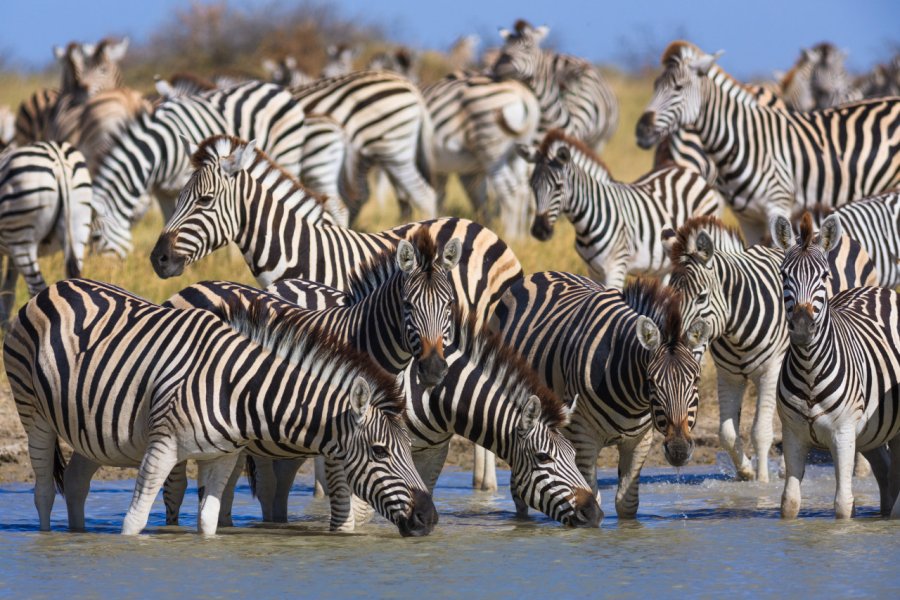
[0,142,93,322]
[321,44,356,78]
[495,273,710,517]
[518,129,722,287]
[662,215,878,482]
[16,38,130,145]
[447,35,480,71]
[423,71,541,238]
[636,41,900,244]
[0,106,16,151]
[493,20,619,149]
[367,48,418,83]
[777,43,862,111]
[857,53,900,99]
[76,87,152,174]
[228,279,602,527]
[771,213,900,519]
[89,83,351,256]
[289,70,437,219]
[4,278,437,536]
[262,56,315,88]
[150,135,522,325]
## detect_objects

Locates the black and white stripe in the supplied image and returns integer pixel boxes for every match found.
[519,129,722,287]
[771,213,900,519]
[3,278,436,536]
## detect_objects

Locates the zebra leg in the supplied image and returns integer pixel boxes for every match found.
[830,426,857,519]
[26,419,59,532]
[481,450,498,491]
[63,453,100,531]
[412,442,451,494]
[351,495,375,527]
[217,453,246,528]
[0,258,19,326]
[717,372,755,480]
[323,456,355,532]
[889,438,900,519]
[459,173,488,221]
[250,456,276,522]
[750,365,779,483]
[10,245,46,298]
[196,453,241,536]
[861,445,891,516]
[780,428,809,519]
[853,453,872,478]
[381,160,437,219]
[271,458,303,523]
[122,436,179,535]
[163,461,188,526]
[434,173,449,213]
[313,455,327,498]
[615,427,654,519]
[472,445,485,489]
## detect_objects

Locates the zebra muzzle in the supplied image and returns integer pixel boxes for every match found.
[531,214,554,241]
[663,421,694,467]
[788,304,817,345]
[635,112,661,149]
[570,488,603,528]
[416,343,448,388]
[150,232,187,278]
[397,489,438,537]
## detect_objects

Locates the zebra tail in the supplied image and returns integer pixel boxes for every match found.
[246,455,258,498]
[415,110,435,187]
[53,439,67,496]
[337,127,360,206]
[51,144,80,278]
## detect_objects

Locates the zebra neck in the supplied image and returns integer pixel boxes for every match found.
[567,166,623,238]
[530,58,573,133]
[341,276,411,375]
[718,251,783,338]
[783,312,842,392]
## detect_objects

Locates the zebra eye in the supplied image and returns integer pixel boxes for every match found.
[197,195,214,205]
[696,292,709,304]
[535,452,553,465]
[820,272,829,281]
[371,445,389,460]
[674,84,684,92]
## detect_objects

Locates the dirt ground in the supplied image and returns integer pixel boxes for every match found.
[0,354,780,484]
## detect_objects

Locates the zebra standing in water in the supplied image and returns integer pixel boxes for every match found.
[89,82,350,256]
[778,43,862,111]
[518,129,722,287]
[150,135,522,324]
[493,20,618,148]
[0,142,93,322]
[636,41,900,243]
[423,71,541,238]
[662,215,878,481]
[772,214,900,519]
[4,278,437,536]
[495,273,710,517]
[289,70,437,219]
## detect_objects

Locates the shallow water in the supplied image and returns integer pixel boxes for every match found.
[1,461,897,599]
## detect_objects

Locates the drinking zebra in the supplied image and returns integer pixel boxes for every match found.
[636,41,900,243]
[150,135,522,324]
[771,213,900,519]
[495,273,710,517]
[0,142,93,323]
[4,278,437,536]
[493,20,618,149]
[663,216,878,481]
[518,129,722,287]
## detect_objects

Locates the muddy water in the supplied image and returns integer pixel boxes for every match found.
[1,462,897,598]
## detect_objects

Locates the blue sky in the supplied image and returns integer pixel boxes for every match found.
[2,0,898,78]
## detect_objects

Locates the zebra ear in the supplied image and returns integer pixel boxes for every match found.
[442,238,462,270]
[516,143,538,163]
[690,50,723,76]
[773,69,786,83]
[155,78,175,99]
[53,46,66,61]
[179,135,198,159]
[560,394,578,427]
[397,239,417,274]
[661,227,677,256]
[685,318,711,355]
[349,376,372,424]
[635,316,661,352]
[770,215,795,251]
[694,230,715,267]
[221,139,257,176]
[498,28,511,40]
[261,58,277,75]
[105,38,129,63]
[80,43,96,59]
[518,394,542,434]
[803,48,817,63]
[818,214,842,254]
[285,56,297,69]
[533,25,550,42]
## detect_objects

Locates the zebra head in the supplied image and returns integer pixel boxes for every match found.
[339,375,438,537]
[55,38,128,97]
[509,394,602,527]
[663,218,746,354]
[636,41,724,149]
[396,230,462,388]
[772,212,841,346]
[151,136,257,278]
[806,43,857,108]
[630,281,708,467]
[493,20,549,80]
[322,44,356,78]
[518,136,572,241]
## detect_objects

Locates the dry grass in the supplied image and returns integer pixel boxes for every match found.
[0,71,767,483]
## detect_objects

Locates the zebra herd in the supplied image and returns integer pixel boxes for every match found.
[2,21,900,537]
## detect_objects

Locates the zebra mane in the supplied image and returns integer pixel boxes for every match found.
[538,129,612,176]
[622,278,684,347]
[661,40,752,101]
[222,295,405,418]
[345,227,439,302]
[668,216,747,270]
[169,71,218,93]
[454,312,568,429]
[797,211,817,249]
